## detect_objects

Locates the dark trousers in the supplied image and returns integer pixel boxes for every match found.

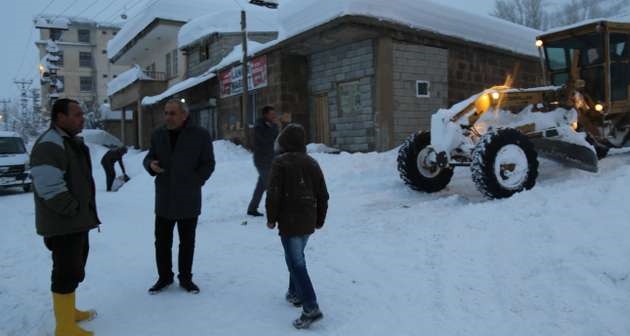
[281,235,319,312]
[44,231,89,294]
[155,216,198,282]
[102,162,115,191]
[247,164,270,212]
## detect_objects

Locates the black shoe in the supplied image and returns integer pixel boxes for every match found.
[293,308,323,329]
[148,278,173,294]
[285,292,302,307]
[247,210,264,217]
[179,279,200,294]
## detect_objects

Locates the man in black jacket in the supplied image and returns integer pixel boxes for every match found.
[266,124,329,329]
[247,105,278,217]
[143,99,215,294]
[100,146,128,191]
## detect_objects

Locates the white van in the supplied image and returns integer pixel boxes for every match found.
[0,131,31,192]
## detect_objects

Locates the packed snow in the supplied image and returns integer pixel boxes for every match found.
[1,137,630,335]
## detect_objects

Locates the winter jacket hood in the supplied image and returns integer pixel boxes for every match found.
[275,123,306,154]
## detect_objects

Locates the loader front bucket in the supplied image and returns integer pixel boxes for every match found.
[530,138,598,172]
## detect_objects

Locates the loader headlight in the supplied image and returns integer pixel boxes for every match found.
[491,92,500,100]
[535,39,544,48]
[475,94,492,114]
[594,103,604,112]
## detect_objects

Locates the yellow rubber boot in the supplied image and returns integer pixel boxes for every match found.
[74,308,97,322]
[52,292,94,336]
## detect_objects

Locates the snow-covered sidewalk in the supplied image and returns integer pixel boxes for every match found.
[1,141,629,335]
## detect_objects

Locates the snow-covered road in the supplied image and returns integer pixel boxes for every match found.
[1,141,629,335]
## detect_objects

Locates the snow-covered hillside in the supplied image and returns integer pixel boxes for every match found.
[1,140,629,335]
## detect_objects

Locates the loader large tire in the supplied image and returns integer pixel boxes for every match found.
[397,131,453,193]
[586,134,610,160]
[471,128,538,199]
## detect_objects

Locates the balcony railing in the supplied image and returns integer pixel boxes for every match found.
[143,71,166,81]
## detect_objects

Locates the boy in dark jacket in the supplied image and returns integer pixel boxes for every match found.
[266,123,329,329]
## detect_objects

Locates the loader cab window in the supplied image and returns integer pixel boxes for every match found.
[544,33,605,102]
[610,33,630,101]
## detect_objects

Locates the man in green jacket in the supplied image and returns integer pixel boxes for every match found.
[30,98,100,336]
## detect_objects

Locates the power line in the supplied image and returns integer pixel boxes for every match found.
[39,0,58,15]
[103,0,148,23]
[75,0,101,18]
[52,0,80,21]
[91,0,126,21]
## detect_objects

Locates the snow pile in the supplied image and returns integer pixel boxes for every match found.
[107,65,153,96]
[1,135,630,335]
[307,143,341,154]
[107,0,232,60]
[178,6,280,49]
[277,0,541,57]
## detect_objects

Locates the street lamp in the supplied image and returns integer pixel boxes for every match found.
[249,0,278,8]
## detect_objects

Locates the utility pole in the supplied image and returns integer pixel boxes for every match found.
[241,10,249,142]
[240,1,278,145]
[0,99,10,131]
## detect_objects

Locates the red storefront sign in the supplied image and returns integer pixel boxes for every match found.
[220,55,268,97]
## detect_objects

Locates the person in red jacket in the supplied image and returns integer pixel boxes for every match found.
[266,123,329,329]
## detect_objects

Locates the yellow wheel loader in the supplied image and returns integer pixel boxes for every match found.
[398,19,630,198]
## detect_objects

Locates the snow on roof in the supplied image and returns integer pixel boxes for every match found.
[107,0,225,60]
[107,65,153,96]
[34,15,120,29]
[277,0,541,57]
[34,15,70,30]
[178,6,280,49]
[542,15,630,36]
[142,71,216,106]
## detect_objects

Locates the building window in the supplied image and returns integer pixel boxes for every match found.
[50,29,63,40]
[103,74,108,78]
[337,80,361,116]
[112,31,117,36]
[79,52,93,67]
[78,29,90,43]
[166,52,172,78]
[416,80,430,98]
[80,77,93,92]
[172,50,178,76]
[200,43,209,61]
[113,74,117,78]
[56,76,64,93]
[103,99,108,103]
[102,30,107,35]
[102,49,107,54]
[58,51,64,66]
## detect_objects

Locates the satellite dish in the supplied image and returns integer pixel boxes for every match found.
[121,13,128,20]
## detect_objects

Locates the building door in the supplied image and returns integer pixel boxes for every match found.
[313,94,330,145]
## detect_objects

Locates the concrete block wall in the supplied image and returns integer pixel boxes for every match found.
[392,42,448,144]
[308,39,375,152]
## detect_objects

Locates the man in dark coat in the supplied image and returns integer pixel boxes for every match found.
[100,146,128,191]
[143,98,215,294]
[247,105,278,217]
[266,123,329,329]
[30,98,100,336]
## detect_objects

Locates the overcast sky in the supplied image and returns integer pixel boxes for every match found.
[0,0,496,101]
